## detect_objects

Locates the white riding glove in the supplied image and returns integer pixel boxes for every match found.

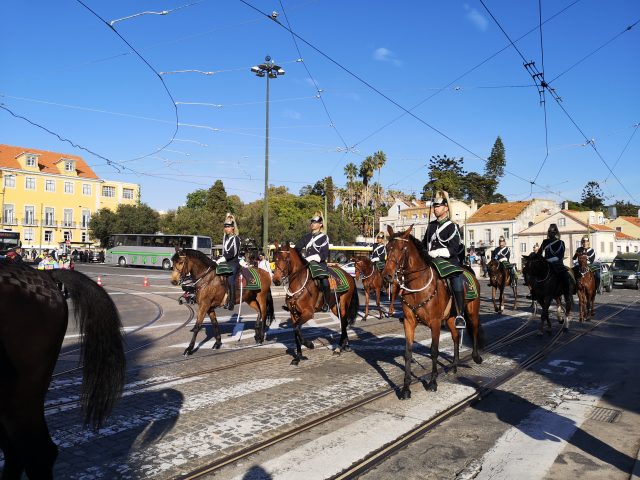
[216,256,226,263]
[305,254,321,263]
[429,247,449,258]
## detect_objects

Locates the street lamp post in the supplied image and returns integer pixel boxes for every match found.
[251,55,285,251]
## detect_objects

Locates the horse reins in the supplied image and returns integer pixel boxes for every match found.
[177,255,214,290]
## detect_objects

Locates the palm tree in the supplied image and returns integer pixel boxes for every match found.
[359,157,374,207]
[371,150,387,208]
[344,162,358,212]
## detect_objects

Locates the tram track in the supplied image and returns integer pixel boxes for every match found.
[172,299,635,480]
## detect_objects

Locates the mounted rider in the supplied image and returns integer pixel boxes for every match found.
[491,236,517,286]
[370,231,387,270]
[573,235,600,292]
[216,213,241,310]
[422,190,466,329]
[539,223,575,304]
[295,211,331,312]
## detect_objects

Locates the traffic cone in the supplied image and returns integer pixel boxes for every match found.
[143,276,149,287]
[97,276,103,287]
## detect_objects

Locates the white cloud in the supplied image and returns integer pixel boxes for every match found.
[373,47,402,67]
[283,109,302,120]
[464,3,488,31]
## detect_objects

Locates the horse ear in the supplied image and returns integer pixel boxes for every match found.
[402,224,413,238]
[274,240,279,249]
[387,224,394,236]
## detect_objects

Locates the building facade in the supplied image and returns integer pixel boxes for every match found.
[0,144,139,251]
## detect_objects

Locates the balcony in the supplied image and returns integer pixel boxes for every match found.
[22,218,39,227]
[1,217,19,226]
[43,220,58,228]
[62,221,78,228]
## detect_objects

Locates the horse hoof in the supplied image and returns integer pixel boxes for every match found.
[400,388,412,400]
[300,355,308,361]
[342,344,352,353]
[290,359,300,366]
[473,354,483,365]
[304,342,315,350]
[427,381,438,392]
[451,365,458,374]
[190,326,200,332]
[212,342,222,350]
[183,349,193,356]
[333,348,341,356]
[537,330,543,337]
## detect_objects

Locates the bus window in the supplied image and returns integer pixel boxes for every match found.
[197,236,212,249]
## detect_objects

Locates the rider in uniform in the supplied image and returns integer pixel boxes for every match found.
[217,213,241,310]
[539,223,574,305]
[295,211,331,312]
[573,235,600,292]
[422,191,466,328]
[491,236,517,286]
[370,232,386,269]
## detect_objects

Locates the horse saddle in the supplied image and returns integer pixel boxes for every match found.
[431,258,464,278]
[307,264,350,293]
[237,267,262,290]
[375,261,385,271]
[215,263,233,275]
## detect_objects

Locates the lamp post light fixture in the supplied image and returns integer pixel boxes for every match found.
[250,55,284,251]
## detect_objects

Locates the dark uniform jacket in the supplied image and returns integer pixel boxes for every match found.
[295,232,329,264]
[422,218,462,265]
[491,246,511,263]
[573,246,595,264]
[371,243,386,262]
[222,234,241,263]
[540,238,565,263]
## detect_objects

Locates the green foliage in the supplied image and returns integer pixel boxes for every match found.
[566,200,590,212]
[89,204,159,246]
[421,154,466,200]
[185,189,208,209]
[611,200,640,216]
[580,181,605,210]
[88,208,117,246]
[486,136,506,180]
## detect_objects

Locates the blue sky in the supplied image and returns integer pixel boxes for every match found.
[2,0,638,210]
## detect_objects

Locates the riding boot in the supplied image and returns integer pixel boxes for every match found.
[561,269,574,305]
[453,288,466,328]
[225,283,236,310]
[321,278,331,312]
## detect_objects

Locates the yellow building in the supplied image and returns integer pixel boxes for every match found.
[0,144,139,252]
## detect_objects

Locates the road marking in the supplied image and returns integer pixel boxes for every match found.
[473,386,607,480]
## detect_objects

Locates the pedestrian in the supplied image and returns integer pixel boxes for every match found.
[257,252,272,278]
[38,253,59,270]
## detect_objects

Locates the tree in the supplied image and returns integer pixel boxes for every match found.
[370,150,387,207]
[114,204,159,234]
[486,136,506,180]
[359,157,375,205]
[185,189,208,209]
[421,154,466,200]
[581,181,605,210]
[611,200,640,216]
[344,162,358,211]
[89,208,117,246]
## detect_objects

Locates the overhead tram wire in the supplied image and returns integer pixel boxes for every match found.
[350,0,583,149]
[277,0,351,156]
[109,1,203,26]
[74,0,179,164]
[603,122,639,183]
[531,0,551,186]
[478,0,637,204]
[237,0,563,200]
[548,19,640,85]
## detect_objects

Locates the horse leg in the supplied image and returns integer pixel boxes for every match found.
[248,297,265,344]
[183,305,208,355]
[0,422,26,480]
[388,283,396,316]
[290,325,310,365]
[499,285,505,313]
[426,332,440,392]
[512,283,518,310]
[208,310,222,349]
[467,298,484,365]
[375,285,384,319]
[492,285,499,312]
[335,293,352,355]
[539,298,550,336]
[400,315,417,399]
[447,318,460,374]
[363,286,370,321]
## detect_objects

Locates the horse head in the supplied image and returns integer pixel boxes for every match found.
[272,241,291,286]
[170,248,189,285]
[576,252,590,274]
[353,256,367,281]
[382,224,413,284]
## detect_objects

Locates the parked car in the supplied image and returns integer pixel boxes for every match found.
[611,253,640,290]
[597,263,612,294]
[340,261,356,277]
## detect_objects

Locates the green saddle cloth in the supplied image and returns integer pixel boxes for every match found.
[239,267,262,290]
[588,264,600,273]
[329,267,350,293]
[463,270,479,300]
[215,264,233,275]
[309,263,329,279]
[431,258,464,278]
[375,261,385,271]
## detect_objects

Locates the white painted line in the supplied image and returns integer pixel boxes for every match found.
[474,386,607,480]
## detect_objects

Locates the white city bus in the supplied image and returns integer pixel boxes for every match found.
[105,234,212,269]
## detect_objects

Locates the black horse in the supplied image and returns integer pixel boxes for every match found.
[0,262,125,479]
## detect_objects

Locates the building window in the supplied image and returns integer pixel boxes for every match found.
[26,155,37,167]
[44,208,55,227]
[468,230,475,242]
[521,242,527,253]
[24,228,34,242]
[102,186,116,198]
[610,242,614,253]
[81,209,91,228]
[82,184,92,196]
[3,175,15,188]
[558,218,566,227]
[81,231,88,243]
[615,226,622,232]
[617,245,622,252]
[64,181,74,194]
[25,177,36,190]
[600,242,604,252]
[63,231,72,242]
[502,228,509,239]
[45,179,55,192]
[3,205,15,224]
[24,206,35,226]
[64,160,75,172]
[44,230,53,243]
[635,246,638,253]
[528,221,534,227]
[484,229,492,244]
[63,209,73,228]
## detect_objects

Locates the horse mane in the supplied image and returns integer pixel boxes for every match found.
[172,248,216,267]
[389,231,433,265]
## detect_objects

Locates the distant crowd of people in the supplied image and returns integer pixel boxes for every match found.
[1,247,105,268]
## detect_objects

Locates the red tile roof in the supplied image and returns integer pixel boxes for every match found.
[0,144,98,179]
[618,216,640,228]
[467,201,531,223]
[615,231,637,240]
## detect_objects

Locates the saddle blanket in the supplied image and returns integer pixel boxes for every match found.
[308,264,349,293]
[375,261,385,271]
[431,258,464,278]
[215,264,233,275]
[238,267,261,290]
[463,271,479,300]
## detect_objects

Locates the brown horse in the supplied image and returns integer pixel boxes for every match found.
[353,255,399,320]
[381,226,484,399]
[0,262,125,479]
[170,249,275,355]
[271,242,359,365]
[487,259,518,312]
[574,253,596,321]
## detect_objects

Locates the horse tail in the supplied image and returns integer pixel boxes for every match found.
[48,269,125,429]
[266,289,275,326]
[346,285,360,326]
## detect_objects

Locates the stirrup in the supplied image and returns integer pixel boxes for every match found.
[321,303,329,312]
[454,315,466,329]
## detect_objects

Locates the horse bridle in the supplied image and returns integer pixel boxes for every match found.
[355,259,375,281]
[175,255,212,287]
[273,250,309,297]
[386,237,433,293]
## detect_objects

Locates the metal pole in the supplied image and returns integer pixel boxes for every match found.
[263,72,270,252]
[39,203,43,252]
